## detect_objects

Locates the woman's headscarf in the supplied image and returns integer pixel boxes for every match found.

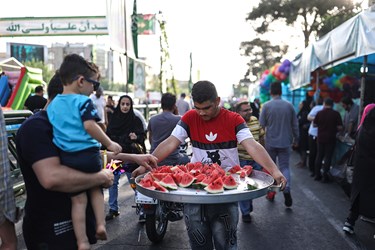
[358,103,375,130]
[106,95,137,136]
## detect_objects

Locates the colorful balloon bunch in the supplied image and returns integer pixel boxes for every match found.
[259,60,291,103]
[308,66,360,102]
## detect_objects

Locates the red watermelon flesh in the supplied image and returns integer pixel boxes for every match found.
[204,177,224,193]
[178,173,196,188]
[159,175,178,190]
[194,173,206,183]
[200,173,218,186]
[172,172,184,185]
[223,175,238,189]
[243,165,253,176]
[153,181,169,192]
[228,165,242,174]
[186,162,195,171]
[151,172,170,181]
[139,179,156,190]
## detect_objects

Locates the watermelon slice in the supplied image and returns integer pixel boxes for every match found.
[185,162,196,171]
[204,177,224,193]
[223,175,238,189]
[239,170,246,178]
[178,173,196,188]
[200,174,218,186]
[159,175,178,190]
[151,172,170,181]
[153,181,169,192]
[228,165,242,174]
[243,165,253,176]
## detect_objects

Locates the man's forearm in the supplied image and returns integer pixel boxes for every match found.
[33,157,108,193]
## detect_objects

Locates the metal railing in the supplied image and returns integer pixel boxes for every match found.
[4,110,33,197]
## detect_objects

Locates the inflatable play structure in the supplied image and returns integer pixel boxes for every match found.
[0,57,46,110]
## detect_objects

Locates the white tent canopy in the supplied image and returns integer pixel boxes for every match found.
[289,7,375,90]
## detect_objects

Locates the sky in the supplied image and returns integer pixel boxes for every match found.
[1,0,369,97]
[0,0,265,97]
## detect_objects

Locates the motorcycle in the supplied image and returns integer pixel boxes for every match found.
[130,178,184,243]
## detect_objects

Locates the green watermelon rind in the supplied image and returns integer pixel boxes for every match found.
[159,175,178,190]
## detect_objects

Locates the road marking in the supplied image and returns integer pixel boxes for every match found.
[301,187,363,249]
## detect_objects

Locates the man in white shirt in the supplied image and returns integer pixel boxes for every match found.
[307,97,323,177]
[90,86,107,131]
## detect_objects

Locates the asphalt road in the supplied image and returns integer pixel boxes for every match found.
[15,151,375,250]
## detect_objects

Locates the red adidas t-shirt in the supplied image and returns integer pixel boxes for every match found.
[172,108,253,169]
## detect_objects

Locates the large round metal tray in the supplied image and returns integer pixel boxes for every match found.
[135,170,278,204]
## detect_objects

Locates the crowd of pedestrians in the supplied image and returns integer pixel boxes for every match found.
[3,53,374,249]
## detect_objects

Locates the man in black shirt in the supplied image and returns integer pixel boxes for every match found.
[24,85,47,113]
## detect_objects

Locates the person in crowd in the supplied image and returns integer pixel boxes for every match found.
[343,103,375,235]
[46,54,122,250]
[259,82,298,207]
[313,98,343,183]
[341,96,359,139]
[235,101,265,223]
[0,107,17,250]
[105,95,116,123]
[133,80,286,250]
[133,108,148,152]
[90,86,107,131]
[16,71,157,250]
[250,97,261,119]
[105,95,146,221]
[24,85,47,113]
[148,93,190,166]
[176,92,191,115]
[295,100,311,167]
[307,97,324,177]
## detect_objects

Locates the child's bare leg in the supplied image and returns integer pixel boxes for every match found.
[90,187,107,240]
[71,192,90,250]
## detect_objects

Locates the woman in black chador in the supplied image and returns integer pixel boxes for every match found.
[105,95,146,221]
[343,104,375,235]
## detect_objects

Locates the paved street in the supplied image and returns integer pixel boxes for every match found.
[15,151,375,250]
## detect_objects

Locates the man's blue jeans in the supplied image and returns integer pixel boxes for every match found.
[108,171,132,212]
[238,159,262,215]
[184,203,238,250]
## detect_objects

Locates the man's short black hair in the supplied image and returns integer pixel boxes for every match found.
[191,81,218,103]
[180,93,186,98]
[161,93,176,110]
[324,97,334,107]
[35,85,44,93]
[47,71,63,100]
[270,82,282,96]
[341,96,353,106]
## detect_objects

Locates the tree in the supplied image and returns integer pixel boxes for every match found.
[247,0,360,48]
[240,0,361,81]
[240,38,288,79]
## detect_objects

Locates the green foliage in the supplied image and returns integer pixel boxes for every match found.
[240,0,361,83]
[247,0,360,47]
[240,38,288,79]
